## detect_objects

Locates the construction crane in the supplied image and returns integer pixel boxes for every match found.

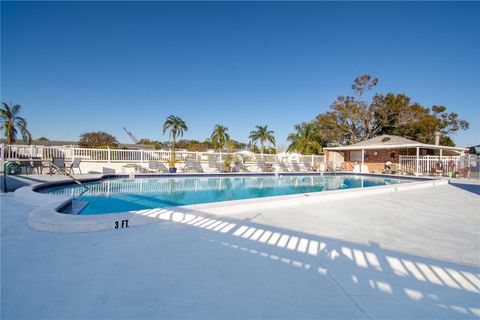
[123,127,140,144]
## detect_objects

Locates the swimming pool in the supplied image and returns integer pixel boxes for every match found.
[42,174,413,215]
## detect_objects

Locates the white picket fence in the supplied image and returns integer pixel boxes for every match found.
[0,144,324,166]
[399,155,466,176]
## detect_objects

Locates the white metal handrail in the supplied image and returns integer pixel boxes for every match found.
[0,144,325,165]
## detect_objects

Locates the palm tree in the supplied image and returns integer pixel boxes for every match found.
[210,124,230,151]
[163,115,188,160]
[287,122,324,155]
[249,125,276,154]
[0,102,32,144]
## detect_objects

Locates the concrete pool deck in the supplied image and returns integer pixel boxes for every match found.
[1,178,479,319]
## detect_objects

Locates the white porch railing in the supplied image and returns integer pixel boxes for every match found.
[399,155,463,176]
[0,144,325,166]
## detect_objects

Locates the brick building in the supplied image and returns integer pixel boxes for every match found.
[324,135,467,174]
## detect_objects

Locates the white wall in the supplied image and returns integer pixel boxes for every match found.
[77,161,316,174]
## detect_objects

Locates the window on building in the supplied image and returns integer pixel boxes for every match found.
[390,152,396,159]
[350,151,363,162]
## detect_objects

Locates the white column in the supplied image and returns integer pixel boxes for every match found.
[1,143,5,160]
[108,148,111,163]
[416,147,420,175]
[440,149,443,158]
[361,149,365,173]
[398,155,402,174]
[140,149,144,163]
[426,155,430,173]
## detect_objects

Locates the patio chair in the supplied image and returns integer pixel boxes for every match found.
[290,160,301,172]
[263,163,274,172]
[68,157,82,174]
[157,163,169,173]
[325,161,342,173]
[220,164,232,173]
[19,155,33,175]
[278,162,289,172]
[208,159,220,173]
[232,161,249,173]
[256,160,265,172]
[148,161,168,173]
[51,157,66,174]
[334,162,343,172]
[431,161,444,176]
[147,161,159,173]
[32,157,45,175]
[183,159,197,173]
[457,167,469,178]
[384,162,397,174]
[303,162,313,172]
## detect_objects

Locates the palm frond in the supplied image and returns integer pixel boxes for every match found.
[1,102,31,144]
[11,104,21,116]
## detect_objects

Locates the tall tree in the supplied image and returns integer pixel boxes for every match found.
[79,131,118,148]
[163,115,188,158]
[249,125,276,154]
[287,122,324,155]
[352,75,378,99]
[0,102,32,144]
[226,139,246,152]
[210,124,230,151]
[387,105,469,146]
[316,76,469,146]
[316,75,379,145]
[370,94,469,145]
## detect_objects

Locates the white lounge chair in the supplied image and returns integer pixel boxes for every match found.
[232,161,249,173]
[303,162,313,172]
[290,160,301,172]
[183,159,197,173]
[278,162,289,172]
[208,159,220,173]
[148,161,168,173]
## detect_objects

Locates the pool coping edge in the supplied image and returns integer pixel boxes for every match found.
[14,174,449,233]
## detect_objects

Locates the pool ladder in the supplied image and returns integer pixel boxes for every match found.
[47,160,89,192]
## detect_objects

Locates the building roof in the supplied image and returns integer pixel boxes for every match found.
[324,135,467,152]
[348,135,419,147]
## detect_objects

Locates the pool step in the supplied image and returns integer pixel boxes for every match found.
[60,201,89,215]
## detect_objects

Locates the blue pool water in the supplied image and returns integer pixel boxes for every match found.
[44,175,411,215]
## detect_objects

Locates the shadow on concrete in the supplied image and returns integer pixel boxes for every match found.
[125,205,480,319]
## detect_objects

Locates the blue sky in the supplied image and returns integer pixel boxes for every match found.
[2,1,479,148]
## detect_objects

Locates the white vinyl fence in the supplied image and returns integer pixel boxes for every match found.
[0,144,324,166]
[399,155,474,177]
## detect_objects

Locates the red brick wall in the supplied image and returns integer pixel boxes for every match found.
[341,149,411,173]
